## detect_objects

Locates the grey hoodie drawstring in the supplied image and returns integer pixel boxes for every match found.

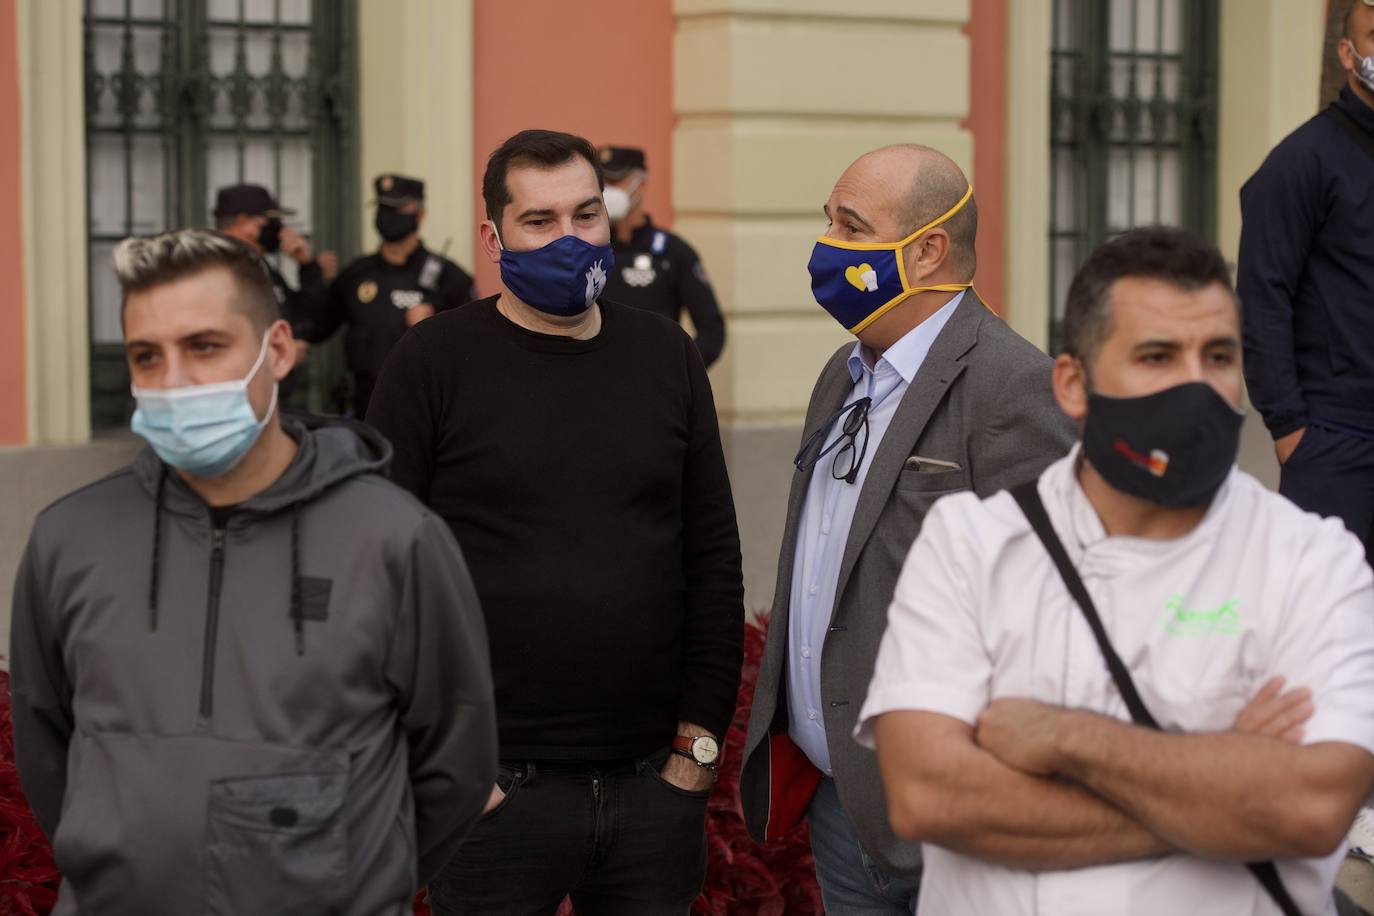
[290,501,304,656]
[149,467,166,632]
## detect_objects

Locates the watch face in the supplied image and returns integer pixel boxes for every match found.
[693,736,720,764]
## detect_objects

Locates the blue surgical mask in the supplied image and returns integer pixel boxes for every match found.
[496,228,615,317]
[130,332,279,478]
[807,184,975,334]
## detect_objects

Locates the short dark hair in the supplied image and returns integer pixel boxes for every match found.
[901,182,978,281]
[482,129,604,230]
[1345,0,1372,38]
[114,228,280,332]
[1061,226,1236,366]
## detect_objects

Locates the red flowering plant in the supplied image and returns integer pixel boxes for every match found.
[0,670,61,916]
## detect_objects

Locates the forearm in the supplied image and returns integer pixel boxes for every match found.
[10,696,70,840]
[1237,180,1313,438]
[885,737,1170,870]
[678,362,744,738]
[676,602,743,740]
[1052,710,1356,860]
[412,696,497,884]
[688,301,725,368]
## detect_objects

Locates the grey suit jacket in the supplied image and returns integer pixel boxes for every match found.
[738,296,1075,875]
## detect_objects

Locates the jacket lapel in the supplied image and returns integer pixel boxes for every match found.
[831,297,984,605]
[767,346,856,621]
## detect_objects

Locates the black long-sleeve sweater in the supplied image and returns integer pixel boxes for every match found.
[366,295,744,759]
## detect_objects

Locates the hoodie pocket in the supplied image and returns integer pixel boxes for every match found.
[205,770,348,916]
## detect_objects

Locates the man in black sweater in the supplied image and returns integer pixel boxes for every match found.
[367,129,745,915]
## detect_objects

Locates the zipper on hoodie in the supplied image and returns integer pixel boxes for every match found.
[198,526,226,724]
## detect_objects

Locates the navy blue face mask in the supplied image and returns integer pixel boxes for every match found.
[496,228,615,318]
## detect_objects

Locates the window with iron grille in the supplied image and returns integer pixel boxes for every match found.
[84,0,358,430]
[1049,0,1219,350]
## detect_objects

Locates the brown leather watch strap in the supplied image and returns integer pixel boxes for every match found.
[672,735,695,754]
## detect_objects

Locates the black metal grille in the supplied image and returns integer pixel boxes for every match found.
[83,0,358,430]
[1049,0,1219,351]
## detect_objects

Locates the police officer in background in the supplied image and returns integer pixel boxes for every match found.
[599,146,727,368]
[1238,0,1374,559]
[214,183,338,391]
[314,174,477,418]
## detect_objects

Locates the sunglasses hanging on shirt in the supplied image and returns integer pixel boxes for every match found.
[794,397,872,484]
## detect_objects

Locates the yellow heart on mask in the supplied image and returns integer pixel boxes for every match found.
[845,263,875,292]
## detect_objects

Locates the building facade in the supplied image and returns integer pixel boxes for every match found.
[0,0,1332,645]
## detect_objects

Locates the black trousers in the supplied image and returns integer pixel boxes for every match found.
[428,749,709,916]
[1279,422,1374,562]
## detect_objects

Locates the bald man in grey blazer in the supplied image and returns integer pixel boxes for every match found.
[739,145,1074,914]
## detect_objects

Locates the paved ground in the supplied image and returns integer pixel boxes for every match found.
[1340,858,1374,913]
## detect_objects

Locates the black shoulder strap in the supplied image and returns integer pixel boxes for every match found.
[1009,482,1302,916]
[1325,102,1374,163]
[1010,483,1157,726]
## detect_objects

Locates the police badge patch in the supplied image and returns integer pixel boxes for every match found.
[622,253,656,288]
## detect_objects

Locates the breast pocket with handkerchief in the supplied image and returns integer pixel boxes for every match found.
[895,455,970,494]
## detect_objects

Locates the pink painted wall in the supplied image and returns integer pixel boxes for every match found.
[471,0,676,296]
[964,0,1008,316]
[0,0,25,445]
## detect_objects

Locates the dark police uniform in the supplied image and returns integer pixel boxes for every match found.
[267,259,327,342]
[1238,85,1374,557]
[213,184,327,401]
[605,216,726,368]
[318,244,475,418]
[597,145,726,369]
[308,173,477,418]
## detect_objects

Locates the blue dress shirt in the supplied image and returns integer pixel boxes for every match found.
[786,292,964,774]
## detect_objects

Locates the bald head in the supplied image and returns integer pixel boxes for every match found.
[831,145,978,280]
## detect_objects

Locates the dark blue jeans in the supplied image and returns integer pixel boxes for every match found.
[807,777,920,915]
[428,749,709,916]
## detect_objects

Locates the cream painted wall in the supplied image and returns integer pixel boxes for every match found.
[356,0,475,269]
[1003,0,1051,353]
[1216,0,1326,265]
[672,0,973,426]
[18,0,89,445]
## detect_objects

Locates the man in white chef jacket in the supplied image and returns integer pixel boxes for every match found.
[857,226,1374,916]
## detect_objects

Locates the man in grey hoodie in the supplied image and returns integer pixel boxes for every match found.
[9,228,497,916]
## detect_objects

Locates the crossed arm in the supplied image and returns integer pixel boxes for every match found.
[975,697,1374,861]
[872,677,1372,870]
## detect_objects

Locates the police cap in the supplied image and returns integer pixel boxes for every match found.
[212,184,294,219]
[374,174,426,206]
[597,146,647,179]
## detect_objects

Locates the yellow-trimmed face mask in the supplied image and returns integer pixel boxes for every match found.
[808,185,973,335]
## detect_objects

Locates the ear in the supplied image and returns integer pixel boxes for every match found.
[1339,36,1356,71]
[267,319,295,383]
[1053,352,1089,423]
[478,219,503,265]
[904,228,952,283]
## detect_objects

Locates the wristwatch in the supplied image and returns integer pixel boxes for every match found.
[672,734,720,769]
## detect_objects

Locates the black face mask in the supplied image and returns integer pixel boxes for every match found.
[1082,381,1244,508]
[258,217,282,254]
[375,206,419,243]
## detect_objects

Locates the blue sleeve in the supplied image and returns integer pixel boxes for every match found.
[1237,134,1324,439]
